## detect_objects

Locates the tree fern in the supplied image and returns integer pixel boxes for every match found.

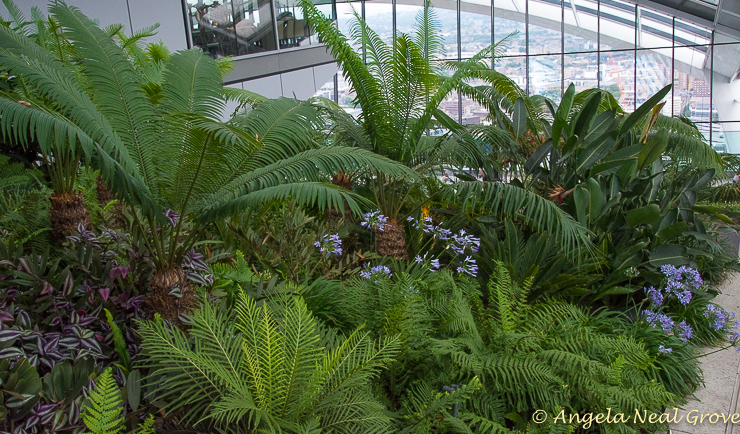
[139,292,400,433]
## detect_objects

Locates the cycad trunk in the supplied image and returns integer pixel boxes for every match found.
[327,171,353,221]
[96,175,125,229]
[146,267,195,323]
[376,218,406,258]
[49,191,91,240]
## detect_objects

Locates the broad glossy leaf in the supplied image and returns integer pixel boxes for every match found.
[573,185,589,226]
[573,92,601,138]
[524,140,553,174]
[576,135,615,175]
[649,243,690,266]
[657,221,688,242]
[619,84,672,138]
[512,98,527,138]
[626,204,661,227]
[127,370,141,411]
[587,178,603,221]
[637,128,668,171]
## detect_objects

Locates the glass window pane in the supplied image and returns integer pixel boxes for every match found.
[563,0,598,52]
[338,72,357,108]
[713,44,740,122]
[600,50,635,110]
[674,45,708,71]
[636,49,672,113]
[306,0,334,45]
[529,55,562,102]
[528,0,561,55]
[188,1,239,57]
[494,0,526,55]
[674,18,711,46]
[313,72,336,101]
[717,122,740,154]
[564,52,598,91]
[673,60,711,124]
[233,0,277,54]
[275,0,314,48]
[364,1,393,45]
[430,0,459,59]
[710,123,726,152]
[462,76,490,124]
[336,2,358,36]
[461,0,492,58]
[712,43,740,83]
[637,8,672,49]
[396,1,424,37]
[496,55,528,91]
[600,0,635,51]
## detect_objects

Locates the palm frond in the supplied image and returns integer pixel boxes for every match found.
[443,181,595,258]
[653,114,723,170]
[51,2,159,188]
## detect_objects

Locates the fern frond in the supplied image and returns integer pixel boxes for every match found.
[82,368,123,434]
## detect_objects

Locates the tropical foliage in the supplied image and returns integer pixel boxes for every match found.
[1,0,739,433]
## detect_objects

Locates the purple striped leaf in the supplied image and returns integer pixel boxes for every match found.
[0,347,24,358]
[40,282,54,296]
[17,258,31,274]
[61,271,74,296]
[0,329,21,344]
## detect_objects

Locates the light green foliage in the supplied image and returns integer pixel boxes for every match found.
[337,265,678,433]
[82,369,123,434]
[81,368,156,434]
[138,292,400,433]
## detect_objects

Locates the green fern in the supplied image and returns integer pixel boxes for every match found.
[82,368,123,434]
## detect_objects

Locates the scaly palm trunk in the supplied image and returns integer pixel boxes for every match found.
[96,175,125,229]
[49,191,91,240]
[327,171,353,221]
[146,267,195,323]
[376,218,406,258]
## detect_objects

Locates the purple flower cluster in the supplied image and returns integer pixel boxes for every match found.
[360,265,392,283]
[646,286,663,306]
[677,320,694,342]
[314,233,343,256]
[704,304,737,331]
[407,216,452,240]
[658,345,672,354]
[662,264,702,291]
[449,229,480,256]
[645,265,703,308]
[456,256,479,277]
[361,211,388,232]
[430,259,441,271]
[644,310,675,333]
[643,311,694,343]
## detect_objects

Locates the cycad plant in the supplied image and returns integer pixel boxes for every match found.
[0,3,93,239]
[0,1,408,320]
[301,0,593,257]
[138,293,400,433]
